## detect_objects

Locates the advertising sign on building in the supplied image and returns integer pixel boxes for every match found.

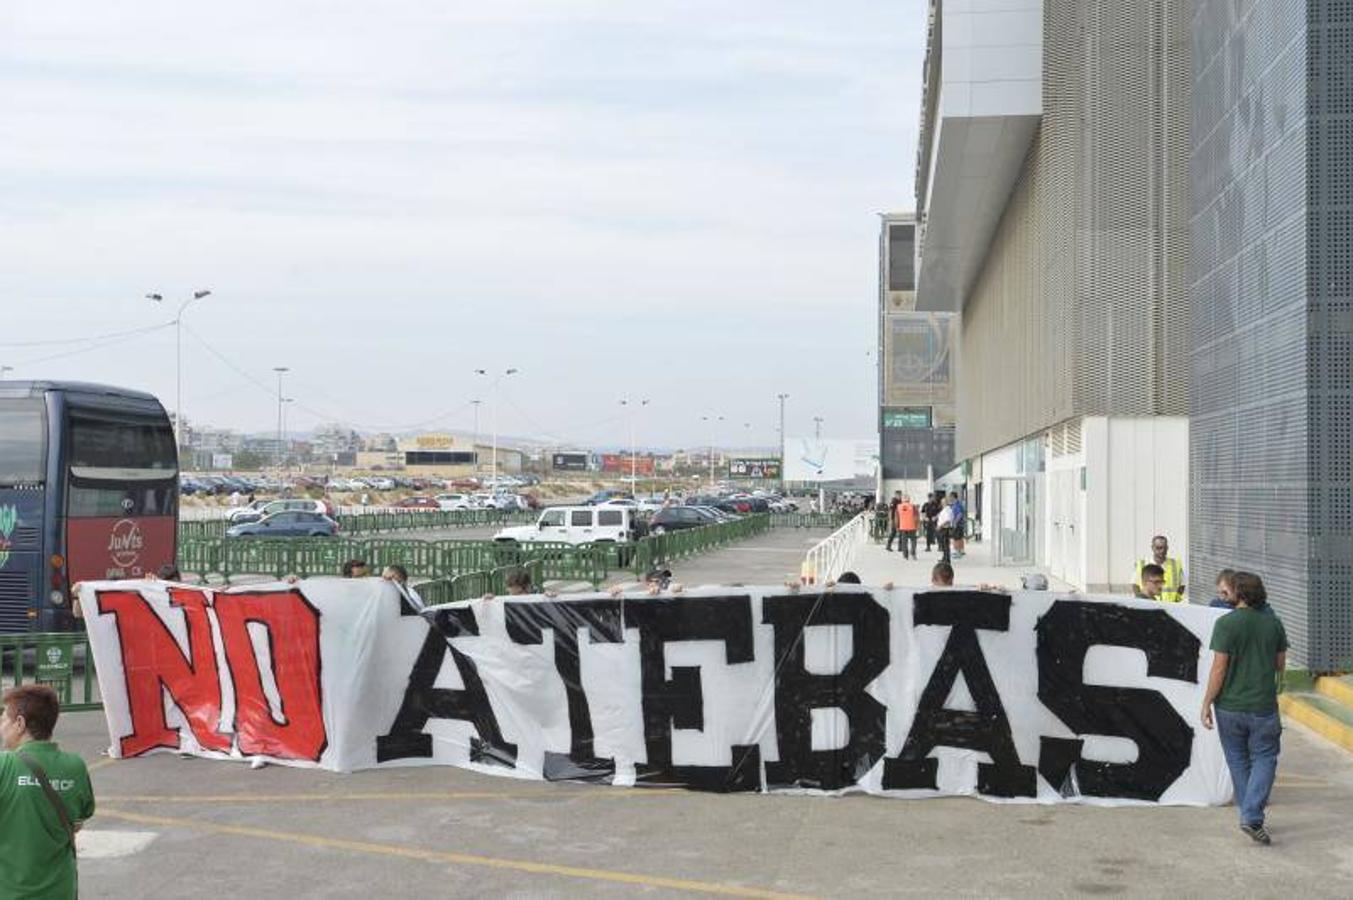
[551,452,590,472]
[882,408,932,430]
[211,453,234,470]
[729,458,781,480]
[601,454,655,476]
[783,438,878,483]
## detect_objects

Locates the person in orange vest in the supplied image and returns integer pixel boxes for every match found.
[896,495,920,559]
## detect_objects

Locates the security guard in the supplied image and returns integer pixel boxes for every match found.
[1134,535,1186,603]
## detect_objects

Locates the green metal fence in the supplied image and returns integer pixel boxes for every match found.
[1,632,102,712]
[178,508,537,541]
[417,560,548,606]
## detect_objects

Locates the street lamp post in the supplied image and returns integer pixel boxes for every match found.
[777,393,789,492]
[621,398,650,494]
[475,368,519,488]
[701,414,724,486]
[470,399,482,475]
[281,398,294,473]
[273,367,289,472]
[146,289,211,449]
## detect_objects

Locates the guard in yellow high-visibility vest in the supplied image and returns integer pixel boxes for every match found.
[1134,535,1186,603]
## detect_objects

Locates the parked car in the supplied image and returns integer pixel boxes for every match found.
[394,496,440,509]
[583,489,633,506]
[647,506,713,534]
[226,511,339,538]
[494,506,635,546]
[367,476,396,491]
[435,493,475,510]
[229,498,336,525]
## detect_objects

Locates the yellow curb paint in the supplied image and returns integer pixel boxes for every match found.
[1316,676,1353,708]
[1280,694,1353,754]
[98,808,813,899]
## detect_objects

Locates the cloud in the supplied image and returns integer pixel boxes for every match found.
[0,0,926,446]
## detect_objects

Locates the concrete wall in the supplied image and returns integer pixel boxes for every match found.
[1083,416,1189,593]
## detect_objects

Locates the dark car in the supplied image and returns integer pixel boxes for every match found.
[584,489,633,506]
[226,511,339,538]
[648,506,712,534]
[394,496,440,509]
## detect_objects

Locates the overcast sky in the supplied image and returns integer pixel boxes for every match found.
[1,1,925,450]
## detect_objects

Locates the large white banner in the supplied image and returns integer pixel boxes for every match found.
[783,437,877,483]
[80,581,1232,805]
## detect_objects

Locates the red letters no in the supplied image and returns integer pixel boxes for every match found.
[215,591,327,761]
[97,588,231,756]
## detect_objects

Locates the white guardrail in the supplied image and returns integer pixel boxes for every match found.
[800,511,871,585]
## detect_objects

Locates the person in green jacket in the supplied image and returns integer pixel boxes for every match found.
[1,684,96,899]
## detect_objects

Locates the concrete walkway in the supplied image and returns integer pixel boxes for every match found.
[847,533,1077,592]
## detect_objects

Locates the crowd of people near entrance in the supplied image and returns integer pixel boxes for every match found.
[884,490,967,563]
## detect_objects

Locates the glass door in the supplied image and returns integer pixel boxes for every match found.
[992,476,1036,566]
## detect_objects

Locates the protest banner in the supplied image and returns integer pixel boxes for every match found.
[80,581,1232,805]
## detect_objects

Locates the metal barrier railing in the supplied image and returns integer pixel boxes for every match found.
[800,512,871,586]
[178,508,537,542]
[0,632,101,712]
[417,560,548,606]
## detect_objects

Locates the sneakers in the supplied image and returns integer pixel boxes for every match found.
[1240,823,1272,845]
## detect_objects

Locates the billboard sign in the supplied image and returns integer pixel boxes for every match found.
[783,438,878,483]
[729,458,781,480]
[551,452,590,472]
[601,454,654,476]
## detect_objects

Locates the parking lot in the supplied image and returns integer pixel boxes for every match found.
[65,705,1353,898]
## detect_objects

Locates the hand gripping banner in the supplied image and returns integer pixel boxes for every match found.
[80,581,1233,805]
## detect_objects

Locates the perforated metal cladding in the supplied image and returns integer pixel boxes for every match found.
[955,0,1190,461]
[1189,0,1353,668]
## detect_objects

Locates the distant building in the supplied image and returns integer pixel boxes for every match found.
[878,211,956,497]
[399,433,522,476]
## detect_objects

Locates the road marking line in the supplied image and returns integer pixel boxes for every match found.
[76,829,159,859]
[99,808,812,899]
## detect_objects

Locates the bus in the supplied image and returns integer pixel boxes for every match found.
[0,381,178,632]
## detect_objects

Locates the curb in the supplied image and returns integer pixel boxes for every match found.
[1279,693,1353,754]
[1316,675,1353,708]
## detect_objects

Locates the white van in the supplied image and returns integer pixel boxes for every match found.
[493,506,634,546]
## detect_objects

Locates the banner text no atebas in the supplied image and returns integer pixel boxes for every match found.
[79,581,1232,806]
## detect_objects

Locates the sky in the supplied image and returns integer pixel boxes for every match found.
[0,1,926,450]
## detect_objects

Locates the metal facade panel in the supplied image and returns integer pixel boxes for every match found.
[1186,0,1353,667]
[956,0,1190,460]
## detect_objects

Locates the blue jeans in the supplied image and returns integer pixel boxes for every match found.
[1215,708,1282,826]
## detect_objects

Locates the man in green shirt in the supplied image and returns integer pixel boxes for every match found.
[1201,571,1287,846]
[1,684,96,899]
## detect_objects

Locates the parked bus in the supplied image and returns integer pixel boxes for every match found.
[0,381,178,632]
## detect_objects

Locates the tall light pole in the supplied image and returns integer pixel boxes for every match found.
[621,398,650,494]
[146,289,211,449]
[273,367,289,472]
[470,399,482,475]
[281,398,294,473]
[701,414,724,486]
[475,368,519,487]
[777,393,789,492]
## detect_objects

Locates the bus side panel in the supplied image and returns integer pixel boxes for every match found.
[66,515,176,584]
[0,488,45,633]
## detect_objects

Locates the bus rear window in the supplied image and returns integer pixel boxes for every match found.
[0,399,47,483]
[69,415,176,471]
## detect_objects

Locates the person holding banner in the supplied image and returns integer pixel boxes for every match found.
[1,685,96,900]
[1201,572,1287,845]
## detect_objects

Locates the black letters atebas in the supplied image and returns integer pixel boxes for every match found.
[624,595,762,792]
[762,591,888,790]
[376,607,518,767]
[1035,600,1198,801]
[884,591,1037,797]
[504,599,623,782]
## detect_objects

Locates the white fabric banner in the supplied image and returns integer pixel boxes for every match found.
[80,581,1232,805]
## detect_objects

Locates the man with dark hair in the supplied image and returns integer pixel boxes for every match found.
[1202,571,1288,845]
[931,562,954,587]
[341,559,370,578]
[1134,535,1185,602]
[921,492,942,552]
[1136,563,1166,600]
[948,492,967,559]
[835,571,862,584]
[1210,569,1238,608]
[155,563,182,581]
[1,684,96,898]
[505,568,536,595]
[884,491,903,552]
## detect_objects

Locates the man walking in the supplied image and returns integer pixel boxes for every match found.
[1,685,96,899]
[1133,535,1185,602]
[896,495,919,559]
[884,491,903,552]
[1201,572,1287,845]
